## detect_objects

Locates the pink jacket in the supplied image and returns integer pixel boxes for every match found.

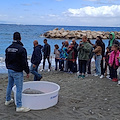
[109,50,120,67]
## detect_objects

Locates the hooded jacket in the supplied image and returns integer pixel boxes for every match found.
[109,50,120,67]
[108,32,119,49]
[5,40,29,74]
[77,42,92,61]
[31,45,43,66]
[42,43,51,56]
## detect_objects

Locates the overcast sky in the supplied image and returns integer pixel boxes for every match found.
[0,0,120,26]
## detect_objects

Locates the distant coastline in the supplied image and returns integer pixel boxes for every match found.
[42,28,120,40]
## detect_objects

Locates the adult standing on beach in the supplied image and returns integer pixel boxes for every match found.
[30,40,43,81]
[5,32,30,112]
[42,39,51,72]
[72,38,78,49]
[77,36,92,78]
[96,36,105,79]
[108,32,119,51]
[87,38,94,74]
[72,38,78,60]
[93,40,103,77]
[63,40,69,72]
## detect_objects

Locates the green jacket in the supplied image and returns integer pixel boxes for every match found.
[109,32,115,47]
[77,42,92,61]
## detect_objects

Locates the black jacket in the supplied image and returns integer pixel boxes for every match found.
[42,43,51,56]
[31,45,43,66]
[108,39,120,50]
[5,41,29,74]
[101,42,105,57]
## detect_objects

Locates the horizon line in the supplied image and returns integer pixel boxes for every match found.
[0,23,120,28]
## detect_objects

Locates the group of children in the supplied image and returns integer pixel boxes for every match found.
[53,32,120,82]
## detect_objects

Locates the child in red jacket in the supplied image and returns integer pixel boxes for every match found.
[109,44,120,82]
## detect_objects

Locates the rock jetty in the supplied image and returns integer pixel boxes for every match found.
[42,28,120,39]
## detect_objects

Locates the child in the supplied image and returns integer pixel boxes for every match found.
[62,46,68,72]
[93,40,102,76]
[105,47,110,77]
[67,42,76,73]
[109,44,120,82]
[54,44,60,71]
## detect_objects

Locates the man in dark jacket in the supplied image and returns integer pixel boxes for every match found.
[42,39,51,71]
[30,40,43,81]
[5,32,30,112]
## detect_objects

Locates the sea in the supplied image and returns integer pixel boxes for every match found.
[0,24,120,73]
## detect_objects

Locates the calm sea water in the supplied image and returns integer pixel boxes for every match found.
[0,24,120,73]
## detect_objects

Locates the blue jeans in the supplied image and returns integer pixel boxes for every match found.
[55,58,60,70]
[95,55,102,75]
[30,64,42,81]
[6,69,23,108]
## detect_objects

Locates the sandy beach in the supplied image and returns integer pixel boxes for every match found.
[0,70,120,120]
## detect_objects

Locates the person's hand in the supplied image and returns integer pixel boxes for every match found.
[109,64,112,67]
[68,48,72,51]
[117,56,120,59]
[79,41,82,46]
[93,44,96,48]
[80,44,84,47]
[103,57,105,60]
[33,64,36,68]
[108,53,111,56]
[26,74,29,78]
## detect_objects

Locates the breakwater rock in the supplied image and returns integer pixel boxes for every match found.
[42,28,120,39]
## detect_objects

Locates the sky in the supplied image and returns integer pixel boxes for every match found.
[0,0,120,27]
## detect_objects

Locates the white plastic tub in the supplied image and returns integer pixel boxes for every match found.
[12,81,60,110]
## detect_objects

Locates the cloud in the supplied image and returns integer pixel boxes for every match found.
[84,0,119,5]
[48,14,58,17]
[64,5,120,17]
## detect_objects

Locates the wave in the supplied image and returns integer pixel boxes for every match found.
[0,55,95,73]
[0,56,56,73]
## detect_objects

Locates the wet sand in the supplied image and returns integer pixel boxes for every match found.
[0,70,120,120]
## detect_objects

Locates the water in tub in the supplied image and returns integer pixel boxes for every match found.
[23,88,45,94]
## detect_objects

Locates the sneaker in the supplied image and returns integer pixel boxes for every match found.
[40,69,44,72]
[48,69,51,72]
[16,107,30,112]
[37,76,42,81]
[106,75,110,78]
[94,74,99,76]
[112,78,118,82]
[77,71,80,75]
[106,75,111,80]
[100,75,104,79]
[118,81,120,85]
[69,71,73,74]
[78,75,82,78]
[87,72,91,74]
[5,98,14,106]
[82,75,85,79]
